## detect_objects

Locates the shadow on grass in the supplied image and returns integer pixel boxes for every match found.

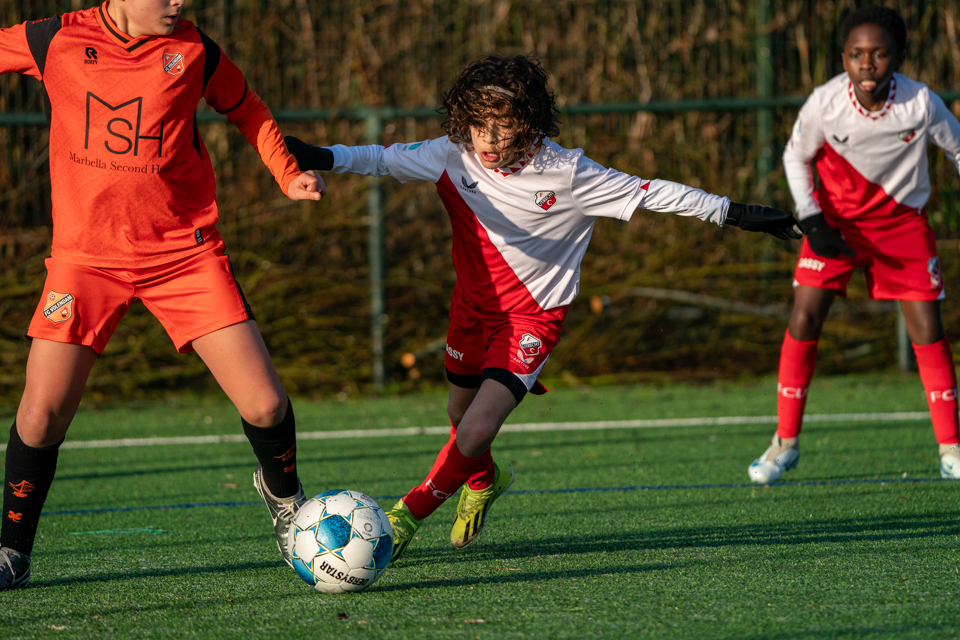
[26,559,284,589]
[394,510,960,571]
[373,561,679,592]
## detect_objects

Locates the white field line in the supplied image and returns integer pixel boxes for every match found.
[0,411,930,453]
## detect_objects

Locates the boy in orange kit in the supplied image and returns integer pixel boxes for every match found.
[0,0,324,589]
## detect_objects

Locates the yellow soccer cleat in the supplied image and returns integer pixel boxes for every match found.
[385,499,423,562]
[450,460,514,549]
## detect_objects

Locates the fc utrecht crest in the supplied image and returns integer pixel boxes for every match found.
[163,52,184,76]
[534,191,557,210]
[518,333,542,357]
[43,291,74,324]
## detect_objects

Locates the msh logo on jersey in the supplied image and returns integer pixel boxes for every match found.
[534,191,557,210]
[898,129,917,143]
[832,134,849,145]
[85,92,165,157]
[460,176,479,193]
[84,47,98,65]
[163,52,184,76]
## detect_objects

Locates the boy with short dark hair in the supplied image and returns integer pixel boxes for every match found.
[748,6,960,483]
[0,0,324,589]
[286,53,802,560]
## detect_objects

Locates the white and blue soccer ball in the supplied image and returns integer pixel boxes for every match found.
[288,490,393,594]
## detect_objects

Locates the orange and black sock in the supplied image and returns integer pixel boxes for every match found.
[242,399,300,498]
[1,421,63,556]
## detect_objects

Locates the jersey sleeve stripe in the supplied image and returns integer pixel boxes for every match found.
[195,28,222,94]
[218,82,248,114]
[24,16,62,77]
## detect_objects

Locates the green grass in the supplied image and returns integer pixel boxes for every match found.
[2,374,959,639]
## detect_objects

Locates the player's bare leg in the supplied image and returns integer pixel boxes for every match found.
[750,286,837,483]
[899,300,960,477]
[193,320,305,564]
[2,339,98,590]
[447,382,480,427]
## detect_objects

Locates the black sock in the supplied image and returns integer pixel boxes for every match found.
[1,422,63,556]
[242,399,299,498]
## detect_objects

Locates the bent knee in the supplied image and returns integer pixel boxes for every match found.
[239,394,288,427]
[447,405,467,428]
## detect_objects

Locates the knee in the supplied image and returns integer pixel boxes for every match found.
[788,309,825,341]
[240,394,288,427]
[447,403,466,428]
[15,404,68,448]
[455,419,497,458]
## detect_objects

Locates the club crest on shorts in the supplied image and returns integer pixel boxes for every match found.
[928,256,942,288]
[163,52,184,75]
[43,291,74,324]
[518,333,542,357]
[534,191,557,211]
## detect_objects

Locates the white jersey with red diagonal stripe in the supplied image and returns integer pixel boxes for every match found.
[783,72,960,225]
[329,137,729,314]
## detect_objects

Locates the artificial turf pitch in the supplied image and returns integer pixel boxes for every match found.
[2,374,959,639]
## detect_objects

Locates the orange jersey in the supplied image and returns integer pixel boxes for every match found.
[0,2,300,267]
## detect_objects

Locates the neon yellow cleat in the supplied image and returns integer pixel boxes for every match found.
[450,460,514,549]
[385,499,423,562]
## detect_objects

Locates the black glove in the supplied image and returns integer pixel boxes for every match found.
[284,136,334,171]
[725,202,804,240]
[800,212,855,258]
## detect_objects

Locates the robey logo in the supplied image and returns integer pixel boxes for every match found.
[85,92,165,157]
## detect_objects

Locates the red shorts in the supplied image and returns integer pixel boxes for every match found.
[444,295,566,394]
[27,247,252,354]
[793,211,944,300]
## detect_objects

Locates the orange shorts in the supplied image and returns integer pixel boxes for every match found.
[27,247,252,354]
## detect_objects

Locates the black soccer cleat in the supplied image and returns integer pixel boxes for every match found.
[0,547,31,591]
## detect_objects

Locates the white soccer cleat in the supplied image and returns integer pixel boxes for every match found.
[748,434,800,483]
[939,444,960,479]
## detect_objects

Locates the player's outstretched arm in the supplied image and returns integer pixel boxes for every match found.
[724,203,804,241]
[283,135,448,184]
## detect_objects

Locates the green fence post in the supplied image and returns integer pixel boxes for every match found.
[755,0,773,197]
[364,113,386,390]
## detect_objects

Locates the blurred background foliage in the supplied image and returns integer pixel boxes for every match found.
[1,0,960,404]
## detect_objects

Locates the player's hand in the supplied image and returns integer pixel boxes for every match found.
[801,212,856,258]
[285,171,326,201]
[284,136,334,171]
[726,202,804,240]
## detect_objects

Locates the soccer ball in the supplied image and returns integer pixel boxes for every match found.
[288,490,393,594]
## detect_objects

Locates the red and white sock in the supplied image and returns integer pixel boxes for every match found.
[402,429,494,520]
[913,338,960,445]
[777,330,818,439]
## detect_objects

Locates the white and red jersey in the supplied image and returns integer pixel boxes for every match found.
[784,72,960,225]
[329,137,729,314]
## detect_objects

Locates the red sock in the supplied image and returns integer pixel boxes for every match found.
[777,329,818,439]
[913,338,960,445]
[402,433,493,520]
[448,420,496,492]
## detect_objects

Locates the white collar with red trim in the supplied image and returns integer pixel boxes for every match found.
[847,77,896,120]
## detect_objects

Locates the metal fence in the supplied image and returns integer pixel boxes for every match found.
[1,0,960,394]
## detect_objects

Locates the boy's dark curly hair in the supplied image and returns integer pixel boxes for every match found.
[842,5,906,56]
[441,54,561,158]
